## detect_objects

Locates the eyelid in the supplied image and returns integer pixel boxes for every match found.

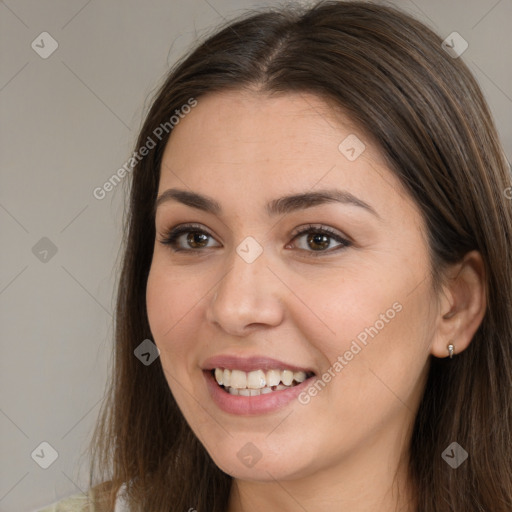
[288,223,352,255]
[289,223,352,243]
[157,223,220,253]
[159,222,352,255]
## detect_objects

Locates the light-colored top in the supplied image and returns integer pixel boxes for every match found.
[37,493,91,512]
[37,484,128,512]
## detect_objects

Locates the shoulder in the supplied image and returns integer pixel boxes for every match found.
[37,482,126,512]
[37,492,91,512]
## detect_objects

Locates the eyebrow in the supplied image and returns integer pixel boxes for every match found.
[155,187,379,218]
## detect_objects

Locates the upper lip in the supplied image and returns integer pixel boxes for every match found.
[202,354,315,374]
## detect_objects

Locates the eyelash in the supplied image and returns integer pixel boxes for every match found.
[158,223,352,257]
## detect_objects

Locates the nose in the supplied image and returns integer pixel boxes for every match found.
[205,243,285,336]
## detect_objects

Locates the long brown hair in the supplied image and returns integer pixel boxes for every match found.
[88,2,512,510]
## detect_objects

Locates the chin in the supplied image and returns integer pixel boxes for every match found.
[202,435,318,482]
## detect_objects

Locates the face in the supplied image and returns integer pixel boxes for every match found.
[146,90,438,482]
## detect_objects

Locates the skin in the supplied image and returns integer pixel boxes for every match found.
[146,89,486,512]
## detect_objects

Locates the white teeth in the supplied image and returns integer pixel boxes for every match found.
[213,367,313,395]
[229,386,291,396]
[247,370,266,389]
[266,369,281,387]
[281,370,294,386]
[230,369,247,389]
[293,371,306,383]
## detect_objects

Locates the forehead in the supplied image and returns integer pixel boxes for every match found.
[162,90,385,180]
[157,89,415,225]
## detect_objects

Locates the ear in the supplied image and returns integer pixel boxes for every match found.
[430,250,487,358]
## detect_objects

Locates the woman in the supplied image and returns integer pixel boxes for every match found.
[41,1,512,511]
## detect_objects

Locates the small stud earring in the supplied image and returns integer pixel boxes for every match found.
[447,343,454,359]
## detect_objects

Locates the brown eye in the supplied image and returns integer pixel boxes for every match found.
[289,225,352,256]
[160,224,220,252]
[186,231,209,249]
[306,233,331,251]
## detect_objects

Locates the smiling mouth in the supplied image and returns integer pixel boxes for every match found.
[211,368,315,396]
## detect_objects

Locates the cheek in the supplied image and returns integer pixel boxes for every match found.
[146,258,203,375]
[146,265,173,344]
[322,296,432,434]
[301,269,402,358]
[302,258,433,400]
[146,261,204,413]
[146,255,206,340]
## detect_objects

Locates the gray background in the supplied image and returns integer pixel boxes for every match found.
[0,0,510,510]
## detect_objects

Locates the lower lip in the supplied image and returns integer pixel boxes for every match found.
[203,370,314,416]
